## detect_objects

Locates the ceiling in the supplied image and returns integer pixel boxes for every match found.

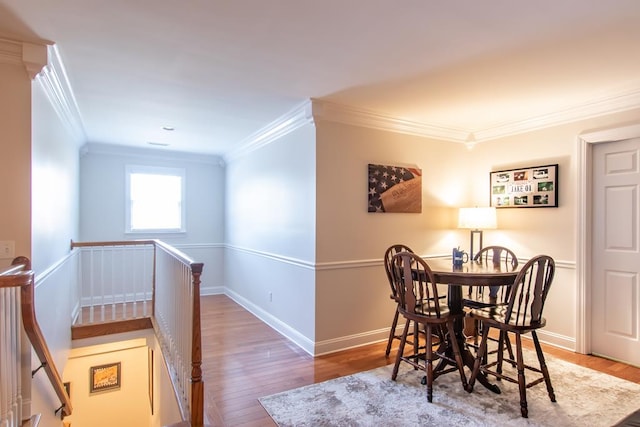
[1,0,640,157]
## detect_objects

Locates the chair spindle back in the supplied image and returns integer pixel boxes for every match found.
[474,245,518,269]
[391,252,443,318]
[384,244,414,300]
[504,255,555,326]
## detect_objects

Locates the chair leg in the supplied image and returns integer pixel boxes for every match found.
[413,320,419,358]
[466,325,490,392]
[514,333,528,418]
[385,306,401,356]
[503,331,516,366]
[496,330,505,377]
[473,320,479,347]
[392,319,410,381]
[425,324,434,402]
[447,320,468,390]
[531,331,556,402]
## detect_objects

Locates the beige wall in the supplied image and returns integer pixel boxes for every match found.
[63,338,152,427]
[0,61,32,268]
[314,121,470,349]
[312,109,640,353]
[470,108,640,347]
[316,121,470,261]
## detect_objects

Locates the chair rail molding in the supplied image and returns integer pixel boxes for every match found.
[576,122,640,355]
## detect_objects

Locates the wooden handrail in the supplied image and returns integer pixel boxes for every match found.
[71,239,155,248]
[0,256,31,276]
[0,257,72,418]
[71,239,194,270]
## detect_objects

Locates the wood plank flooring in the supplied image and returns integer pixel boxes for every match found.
[201,294,640,427]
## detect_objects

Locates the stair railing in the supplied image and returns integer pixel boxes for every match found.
[1,257,72,426]
[153,240,204,427]
[71,240,204,427]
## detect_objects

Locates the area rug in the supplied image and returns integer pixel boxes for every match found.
[259,350,640,426]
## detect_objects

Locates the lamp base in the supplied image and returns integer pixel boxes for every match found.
[470,229,483,260]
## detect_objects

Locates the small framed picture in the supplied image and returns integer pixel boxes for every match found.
[490,164,558,208]
[90,362,121,393]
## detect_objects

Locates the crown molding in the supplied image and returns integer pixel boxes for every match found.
[0,38,22,66]
[0,37,48,78]
[310,98,471,143]
[223,100,314,163]
[83,142,224,165]
[579,122,640,143]
[225,87,640,161]
[473,88,640,143]
[36,44,87,145]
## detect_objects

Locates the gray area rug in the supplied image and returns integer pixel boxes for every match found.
[259,349,640,426]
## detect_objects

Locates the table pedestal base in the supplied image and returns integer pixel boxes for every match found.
[432,322,501,394]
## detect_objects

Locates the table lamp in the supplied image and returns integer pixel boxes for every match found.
[458,207,497,260]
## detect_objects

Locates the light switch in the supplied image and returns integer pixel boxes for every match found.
[0,241,15,259]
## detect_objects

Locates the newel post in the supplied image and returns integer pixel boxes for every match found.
[190,262,204,427]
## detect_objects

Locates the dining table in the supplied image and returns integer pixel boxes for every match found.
[424,257,522,393]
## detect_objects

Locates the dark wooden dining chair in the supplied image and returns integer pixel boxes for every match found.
[390,252,467,402]
[384,244,418,356]
[466,254,556,418]
[465,245,519,309]
[463,246,518,358]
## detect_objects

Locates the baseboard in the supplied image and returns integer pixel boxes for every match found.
[314,329,389,356]
[200,285,225,296]
[217,286,576,357]
[224,288,316,356]
[532,329,576,352]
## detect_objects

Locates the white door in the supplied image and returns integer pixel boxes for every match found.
[592,137,640,366]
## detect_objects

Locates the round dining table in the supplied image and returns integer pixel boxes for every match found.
[424,257,521,393]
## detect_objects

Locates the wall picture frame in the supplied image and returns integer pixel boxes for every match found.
[490,164,558,208]
[90,362,121,393]
[368,163,422,213]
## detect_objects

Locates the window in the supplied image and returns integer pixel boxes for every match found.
[126,165,186,233]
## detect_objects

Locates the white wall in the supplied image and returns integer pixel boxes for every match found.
[224,123,317,351]
[31,79,81,273]
[79,144,225,294]
[29,68,82,427]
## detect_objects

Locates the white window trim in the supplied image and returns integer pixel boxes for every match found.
[125,164,187,234]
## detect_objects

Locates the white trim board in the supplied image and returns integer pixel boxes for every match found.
[576,122,640,355]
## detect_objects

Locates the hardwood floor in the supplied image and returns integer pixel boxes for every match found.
[201,294,640,426]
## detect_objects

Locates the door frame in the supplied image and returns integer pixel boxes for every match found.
[577,123,640,354]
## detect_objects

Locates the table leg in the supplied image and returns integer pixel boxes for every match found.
[447,285,501,394]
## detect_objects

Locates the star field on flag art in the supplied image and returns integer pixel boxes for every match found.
[368,164,419,212]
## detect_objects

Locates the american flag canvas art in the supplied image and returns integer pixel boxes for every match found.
[368,164,422,213]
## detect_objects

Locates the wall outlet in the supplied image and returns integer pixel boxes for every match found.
[0,241,15,259]
[269,292,273,302]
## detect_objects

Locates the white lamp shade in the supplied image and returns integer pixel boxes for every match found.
[458,207,497,230]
